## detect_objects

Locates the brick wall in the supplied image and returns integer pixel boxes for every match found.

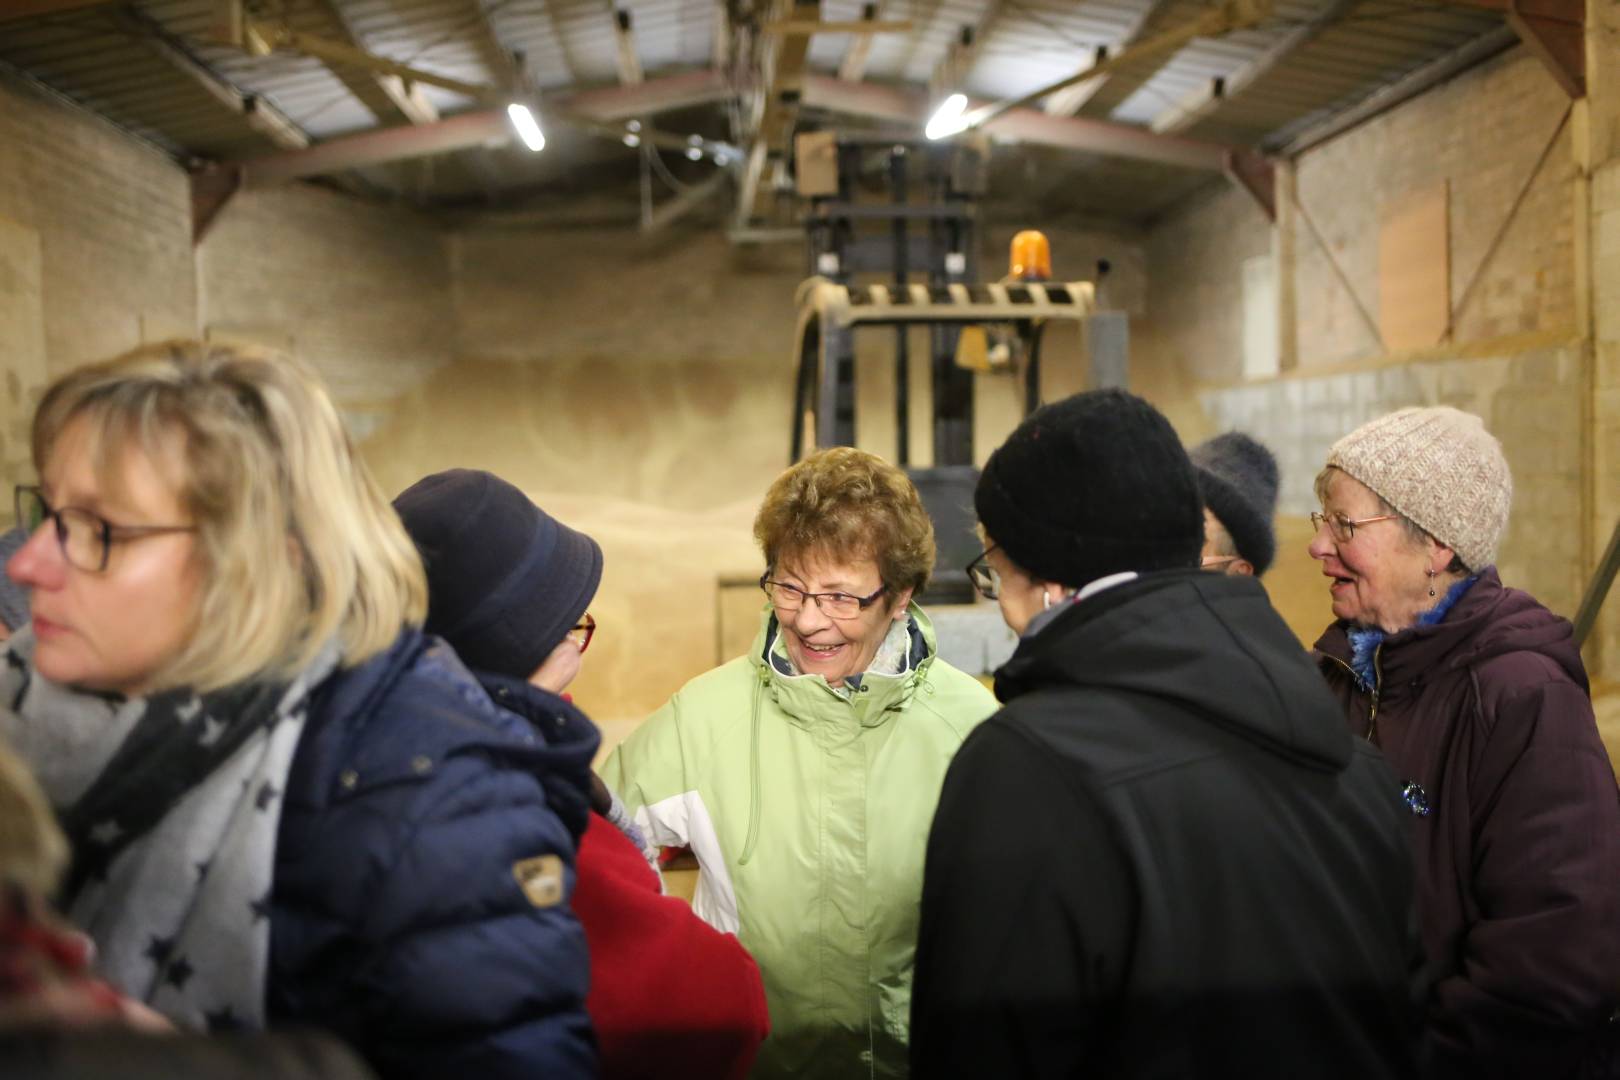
[0,69,197,497]
[197,184,456,437]
[1292,49,1575,362]
[1136,47,1599,679]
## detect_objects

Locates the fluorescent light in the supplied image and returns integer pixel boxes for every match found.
[924,93,969,140]
[506,102,545,152]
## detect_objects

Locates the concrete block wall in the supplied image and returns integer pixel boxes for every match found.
[0,70,197,498]
[1202,343,1587,623]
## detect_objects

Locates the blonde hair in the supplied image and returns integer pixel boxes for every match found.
[31,340,427,693]
[0,740,67,897]
[753,447,935,596]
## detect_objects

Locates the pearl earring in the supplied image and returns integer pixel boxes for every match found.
[1427,568,1437,598]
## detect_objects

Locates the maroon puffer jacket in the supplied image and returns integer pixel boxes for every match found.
[1315,568,1620,1080]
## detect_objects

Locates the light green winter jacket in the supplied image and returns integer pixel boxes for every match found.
[600,602,995,1079]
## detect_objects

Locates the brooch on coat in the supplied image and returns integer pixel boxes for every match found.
[1400,781,1431,817]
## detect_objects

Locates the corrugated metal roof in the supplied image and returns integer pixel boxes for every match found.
[0,0,1512,219]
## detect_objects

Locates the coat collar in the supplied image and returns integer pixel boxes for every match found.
[746,601,936,729]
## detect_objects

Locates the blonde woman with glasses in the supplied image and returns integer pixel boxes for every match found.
[600,447,995,1078]
[0,342,595,1078]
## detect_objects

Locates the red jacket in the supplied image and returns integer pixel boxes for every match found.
[1315,569,1620,1080]
[573,813,769,1080]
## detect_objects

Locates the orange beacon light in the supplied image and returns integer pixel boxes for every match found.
[1009,230,1051,281]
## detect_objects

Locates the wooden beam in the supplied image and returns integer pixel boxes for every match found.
[1282,25,1518,154]
[544,0,584,82]
[1439,0,1582,96]
[614,9,644,85]
[928,4,1004,97]
[265,0,443,125]
[837,2,879,82]
[463,0,525,93]
[230,73,736,185]
[110,7,309,150]
[1044,0,1178,117]
[737,0,818,225]
[800,75,1237,171]
[1151,0,1358,134]
[0,0,115,21]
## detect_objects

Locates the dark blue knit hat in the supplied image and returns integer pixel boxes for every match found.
[394,469,602,680]
[1189,432,1279,575]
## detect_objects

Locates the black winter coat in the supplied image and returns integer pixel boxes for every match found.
[911,571,1420,1079]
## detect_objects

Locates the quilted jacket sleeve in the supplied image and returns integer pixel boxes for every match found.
[1428,674,1620,1079]
[271,715,596,1078]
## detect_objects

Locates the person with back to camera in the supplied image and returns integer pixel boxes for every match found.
[393,468,771,1080]
[1308,406,1620,1080]
[600,446,998,1078]
[910,388,1421,1079]
[1189,431,1279,577]
[0,341,595,1078]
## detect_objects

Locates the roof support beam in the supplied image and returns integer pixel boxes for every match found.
[241,0,440,125]
[614,9,644,84]
[110,7,308,150]
[0,0,115,22]
[1044,0,1178,117]
[1281,25,1518,154]
[736,0,818,225]
[1443,0,1582,96]
[226,72,736,186]
[802,74,1230,170]
[1151,0,1357,134]
[463,0,525,93]
[928,1,1006,98]
[837,2,879,82]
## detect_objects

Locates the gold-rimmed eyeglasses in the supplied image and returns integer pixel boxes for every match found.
[1309,510,1401,544]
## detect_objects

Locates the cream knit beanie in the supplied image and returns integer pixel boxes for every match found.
[1325,406,1511,571]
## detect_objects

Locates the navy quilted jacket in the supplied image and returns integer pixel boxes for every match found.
[266,628,598,1079]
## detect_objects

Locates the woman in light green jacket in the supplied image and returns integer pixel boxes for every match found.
[601,448,996,1079]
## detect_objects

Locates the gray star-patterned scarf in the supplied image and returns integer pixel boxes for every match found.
[0,628,340,1032]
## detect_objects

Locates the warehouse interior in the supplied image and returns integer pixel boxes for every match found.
[0,0,1615,764]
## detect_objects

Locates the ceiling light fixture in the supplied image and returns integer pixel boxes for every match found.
[506,102,546,152]
[924,93,969,141]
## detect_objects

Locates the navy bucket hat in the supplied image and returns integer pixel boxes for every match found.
[394,469,603,680]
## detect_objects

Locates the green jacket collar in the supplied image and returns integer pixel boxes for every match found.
[748,602,937,729]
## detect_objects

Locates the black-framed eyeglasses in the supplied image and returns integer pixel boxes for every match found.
[566,612,596,654]
[759,572,887,620]
[14,485,197,574]
[1309,510,1400,544]
[966,545,1001,600]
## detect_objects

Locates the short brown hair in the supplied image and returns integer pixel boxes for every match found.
[31,340,427,693]
[753,448,935,597]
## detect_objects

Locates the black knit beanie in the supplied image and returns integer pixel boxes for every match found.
[394,469,602,680]
[1189,432,1279,575]
[975,389,1203,585]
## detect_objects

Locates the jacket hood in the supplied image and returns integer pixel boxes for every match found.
[997,570,1353,772]
[1314,568,1587,694]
